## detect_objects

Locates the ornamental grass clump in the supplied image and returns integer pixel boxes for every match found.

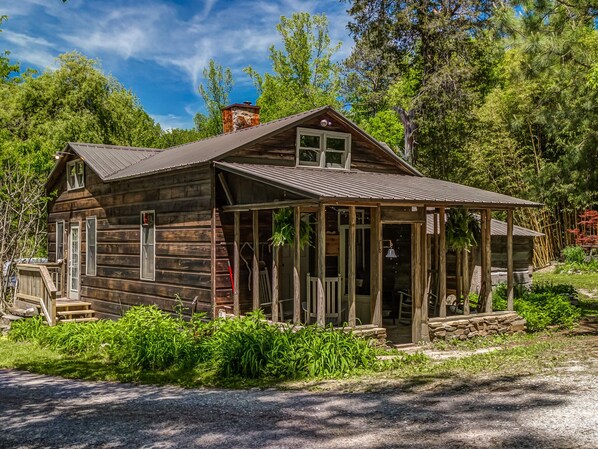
[199,311,377,379]
[108,305,197,370]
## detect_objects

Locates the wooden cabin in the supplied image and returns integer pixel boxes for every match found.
[16,104,541,342]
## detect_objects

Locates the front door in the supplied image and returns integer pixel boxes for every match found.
[68,223,80,300]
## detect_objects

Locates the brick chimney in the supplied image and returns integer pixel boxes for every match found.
[222,102,260,133]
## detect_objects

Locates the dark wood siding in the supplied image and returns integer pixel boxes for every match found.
[47,164,214,320]
[223,113,411,174]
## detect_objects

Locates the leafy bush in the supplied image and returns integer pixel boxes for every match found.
[492,282,581,331]
[108,305,197,370]
[199,311,377,379]
[562,245,587,264]
[9,307,383,380]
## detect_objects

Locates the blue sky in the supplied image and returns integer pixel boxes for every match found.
[0,0,353,130]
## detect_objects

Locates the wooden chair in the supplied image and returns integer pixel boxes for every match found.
[396,290,412,325]
[303,273,343,325]
[257,267,293,320]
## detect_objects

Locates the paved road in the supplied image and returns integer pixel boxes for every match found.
[1,368,597,448]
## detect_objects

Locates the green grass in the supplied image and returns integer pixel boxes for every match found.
[533,271,598,291]
[0,332,589,390]
[533,270,598,316]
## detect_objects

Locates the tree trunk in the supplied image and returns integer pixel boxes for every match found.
[394,106,417,165]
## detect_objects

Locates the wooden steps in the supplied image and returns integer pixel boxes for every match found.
[56,299,97,323]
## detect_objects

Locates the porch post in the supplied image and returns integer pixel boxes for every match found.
[233,211,240,316]
[420,217,430,342]
[317,203,326,327]
[252,210,260,311]
[293,206,301,323]
[438,207,447,318]
[507,209,514,311]
[480,209,493,313]
[271,212,280,322]
[370,205,382,327]
[412,222,423,343]
[348,206,357,327]
[485,209,493,312]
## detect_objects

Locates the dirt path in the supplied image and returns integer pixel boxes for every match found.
[1,365,597,449]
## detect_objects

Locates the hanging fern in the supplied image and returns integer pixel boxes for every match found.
[270,208,313,249]
[446,208,480,251]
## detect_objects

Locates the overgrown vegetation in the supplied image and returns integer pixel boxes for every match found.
[8,306,397,381]
[556,245,598,274]
[493,282,581,331]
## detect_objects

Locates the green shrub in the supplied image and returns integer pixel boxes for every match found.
[492,282,581,332]
[108,305,197,370]
[562,245,586,264]
[200,311,377,379]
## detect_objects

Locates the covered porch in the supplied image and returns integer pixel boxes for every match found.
[216,163,541,344]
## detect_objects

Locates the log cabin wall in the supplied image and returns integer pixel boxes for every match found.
[47,164,214,319]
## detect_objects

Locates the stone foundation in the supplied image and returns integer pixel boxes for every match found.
[428,311,526,341]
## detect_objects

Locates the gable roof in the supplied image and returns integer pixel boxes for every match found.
[46,142,161,189]
[216,162,542,208]
[106,106,419,180]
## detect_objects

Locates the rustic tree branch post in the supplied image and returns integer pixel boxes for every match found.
[438,207,447,318]
[485,210,493,313]
[293,206,301,323]
[316,203,326,327]
[233,211,240,316]
[370,206,382,327]
[463,247,470,315]
[252,210,260,312]
[271,211,280,322]
[348,206,357,327]
[507,209,514,311]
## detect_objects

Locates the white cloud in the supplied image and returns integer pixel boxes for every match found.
[1,0,353,101]
[151,113,192,131]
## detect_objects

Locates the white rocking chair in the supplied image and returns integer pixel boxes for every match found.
[303,273,343,325]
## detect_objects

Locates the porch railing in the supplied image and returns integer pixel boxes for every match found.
[15,263,62,326]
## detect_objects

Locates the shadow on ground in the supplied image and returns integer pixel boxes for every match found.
[0,367,593,449]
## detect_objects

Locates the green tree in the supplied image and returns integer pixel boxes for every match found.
[0,16,19,82]
[245,12,342,122]
[344,0,498,172]
[194,59,233,137]
[0,52,162,173]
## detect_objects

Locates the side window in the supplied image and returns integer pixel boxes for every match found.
[140,211,155,281]
[56,221,64,261]
[86,217,97,276]
[67,160,85,190]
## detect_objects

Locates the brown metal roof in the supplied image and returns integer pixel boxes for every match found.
[68,142,161,180]
[217,162,542,208]
[425,214,543,237]
[105,106,420,180]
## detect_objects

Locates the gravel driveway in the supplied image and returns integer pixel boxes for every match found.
[1,367,597,449]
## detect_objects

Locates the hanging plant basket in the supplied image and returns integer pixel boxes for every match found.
[446,208,480,252]
[270,208,313,249]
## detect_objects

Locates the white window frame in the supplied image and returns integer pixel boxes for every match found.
[296,127,351,170]
[86,217,97,276]
[66,160,85,190]
[140,210,155,281]
[56,220,65,262]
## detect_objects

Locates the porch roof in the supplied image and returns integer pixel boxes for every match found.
[216,162,542,209]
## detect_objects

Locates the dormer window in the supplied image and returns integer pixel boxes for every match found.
[296,128,351,169]
[67,160,85,190]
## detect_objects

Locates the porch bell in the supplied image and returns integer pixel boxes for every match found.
[383,240,398,260]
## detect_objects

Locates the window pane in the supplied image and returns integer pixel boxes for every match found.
[325,151,344,167]
[326,137,345,151]
[299,149,319,164]
[299,134,320,149]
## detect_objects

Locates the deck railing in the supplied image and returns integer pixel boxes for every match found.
[15,263,62,326]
